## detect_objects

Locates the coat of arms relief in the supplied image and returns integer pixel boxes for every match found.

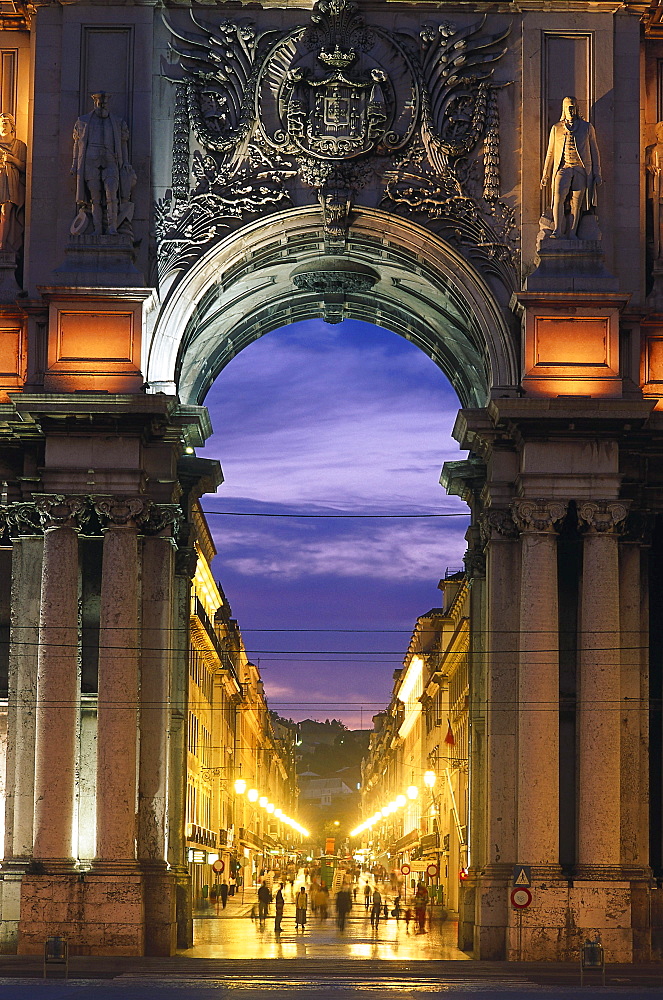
[156,0,516,287]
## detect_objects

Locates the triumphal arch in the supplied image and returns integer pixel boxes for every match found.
[0,0,660,963]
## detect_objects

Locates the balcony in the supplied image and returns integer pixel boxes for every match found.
[192,598,240,685]
[187,824,217,849]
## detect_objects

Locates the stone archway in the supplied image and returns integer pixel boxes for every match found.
[145,207,520,409]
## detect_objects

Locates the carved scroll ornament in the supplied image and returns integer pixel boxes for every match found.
[511,499,567,533]
[577,500,629,534]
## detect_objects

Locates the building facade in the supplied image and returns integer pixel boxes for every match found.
[357,578,470,916]
[0,0,660,961]
[187,505,301,912]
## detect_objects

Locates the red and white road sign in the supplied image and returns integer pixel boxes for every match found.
[212,859,225,874]
[426,863,439,877]
[400,863,411,875]
[510,887,532,909]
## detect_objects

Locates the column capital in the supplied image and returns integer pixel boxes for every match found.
[175,545,198,580]
[34,495,89,531]
[7,502,42,536]
[92,496,151,528]
[620,508,654,545]
[479,507,519,546]
[511,499,567,533]
[577,500,630,535]
[141,504,182,536]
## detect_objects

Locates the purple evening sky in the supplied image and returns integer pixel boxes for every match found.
[199,318,470,729]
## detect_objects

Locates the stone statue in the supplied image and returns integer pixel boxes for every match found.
[646,122,663,261]
[0,112,26,255]
[71,91,135,236]
[540,96,601,239]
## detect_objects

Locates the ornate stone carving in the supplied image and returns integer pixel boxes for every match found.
[7,502,41,536]
[175,545,198,580]
[70,92,136,237]
[153,144,291,281]
[92,496,151,527]
[539,97,602,243]
[577,500,629,534]
[511,499,567,533]
[478,507,518,547]
[160,2,514,274]
[291,257,378,295]
[141,504,183,536]
[34,495,90,531]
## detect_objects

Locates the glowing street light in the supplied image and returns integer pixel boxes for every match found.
[424,770,436,789]
[234,778,247,794]
[407,785,418,800]
[247,788,259,802]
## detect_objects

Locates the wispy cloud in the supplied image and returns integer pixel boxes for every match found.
[200,319,469,725]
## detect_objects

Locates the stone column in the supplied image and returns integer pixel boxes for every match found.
[577,500,628,870]
[170,544,197,950]
[618,513,651,873]
[94,497,148,864]
[32,496,88,862]
[468,509,520,960]
[511,499,567,870]
[4,515,42,863]
[0,509,42,952]
[139,508,180,957]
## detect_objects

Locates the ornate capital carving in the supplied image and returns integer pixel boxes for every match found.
[34,495,89,531]
[92,496,151,528]
[511,499,567,533]
[478,508,518,546]
[7,502,42,536]
[141,504,182,536]
[175,546,198,580]
[577,500,630,535]
[621,509,655,545]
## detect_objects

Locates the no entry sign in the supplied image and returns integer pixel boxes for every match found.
[510,887,532,909]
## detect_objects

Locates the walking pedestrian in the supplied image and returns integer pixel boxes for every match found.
[370,886,382,929]
[274,882,285,934]
[391,894,401,920]
[295,885,308,929]
[258,879,272,924]
[404,907,412,932]
[220,881,229,909]
[414,882,429,933]
[363,883,371,910]
[336,886,352,931]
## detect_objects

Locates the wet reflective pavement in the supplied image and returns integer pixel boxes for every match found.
[185,894,469,960]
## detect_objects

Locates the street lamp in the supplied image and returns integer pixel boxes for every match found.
[424,770,436,789]
[234,778,247,794]
[407,785,418,800]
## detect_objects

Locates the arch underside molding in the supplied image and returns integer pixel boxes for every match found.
[146,207,520,408]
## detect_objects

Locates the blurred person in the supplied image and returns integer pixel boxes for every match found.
[370,886,382,929]
[258,879,272,925]
[363,883,371,910]
[295,885,308,929]
[336,885,352,931]
[275,882,285,934]
[414,882,429,933]
[220,881,229,909]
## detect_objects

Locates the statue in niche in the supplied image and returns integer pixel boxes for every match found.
[0,112,26,255]
[646,122,663,261]
[540,96,601,240]
[70,92,136,237]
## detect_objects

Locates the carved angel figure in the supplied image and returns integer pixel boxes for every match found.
[419,16,509,180]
